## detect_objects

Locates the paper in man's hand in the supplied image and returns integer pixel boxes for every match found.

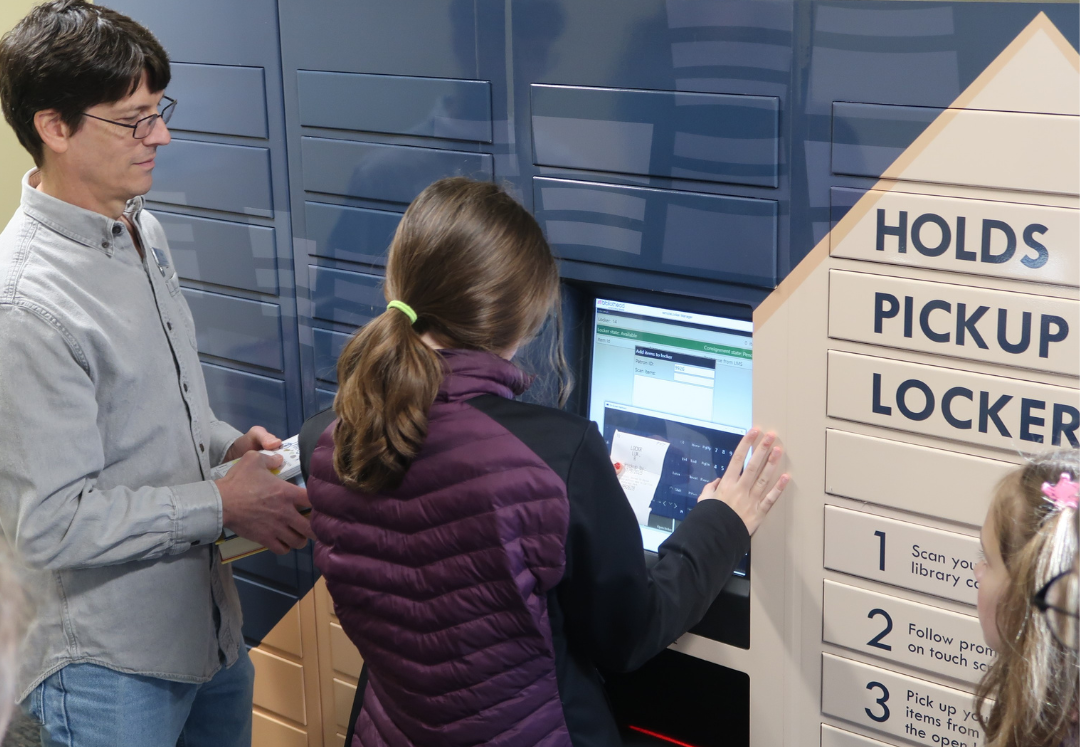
[611,430,671,524]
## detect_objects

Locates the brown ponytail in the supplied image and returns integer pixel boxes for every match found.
[333,177,565,493]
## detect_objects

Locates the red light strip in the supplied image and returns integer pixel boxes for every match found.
[628,725,701,747]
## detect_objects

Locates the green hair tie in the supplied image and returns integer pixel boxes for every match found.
[386,300,417,324]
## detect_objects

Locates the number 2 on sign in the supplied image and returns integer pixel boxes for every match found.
[874,530,886,572]
[867,608,893,651]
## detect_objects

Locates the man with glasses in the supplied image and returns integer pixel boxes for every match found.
[0,3,313,745]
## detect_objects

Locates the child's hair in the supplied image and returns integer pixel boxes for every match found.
[332,177,568,493]
[976,449,1079,747]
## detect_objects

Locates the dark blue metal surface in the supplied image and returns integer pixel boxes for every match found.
[234,576,298,646]
[305,202,400,266]
[534,177,777,288]
[278,0,489,419]
[313,328,351,385]
[167,63,268,139]
[148,139,273,217]
[182,288,284,371]
[831,102,942,178]
[309,266,384,328]
[157,211,279,295]
[829,186,868,230]
[509,0,795,282]
[277,0,479,79]
[298,71,492,143]
[301,137,494,206]
[531,85,779,188]
[315,388,337,412]
[232,544,311,593]
[200,362,288,440]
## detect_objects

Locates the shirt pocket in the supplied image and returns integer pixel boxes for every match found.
[165,270,183,297]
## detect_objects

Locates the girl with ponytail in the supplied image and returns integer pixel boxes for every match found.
[974,450,1079,747]
[307,177,788,747]
[331,176,565,494]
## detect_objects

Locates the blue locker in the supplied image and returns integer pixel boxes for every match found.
[530,85,780,187]
[156,210,280,295]
[301,138,493,206]
[149,139,274,217]
[305,202,400,267]
[166,63,269,139]
[297,71,492,143]
[532,177,778,288]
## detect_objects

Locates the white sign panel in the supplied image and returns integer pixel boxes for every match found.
[830,189,1080,287]
[822,654,988,747]
[825,429,1011,528]
[827,350,1080,452]
[824,506,981,605]
[822,724,900,747]
[828,270,1079,376]
[823,580,994,684]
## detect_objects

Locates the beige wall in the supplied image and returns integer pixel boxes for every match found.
[0,2,38,221]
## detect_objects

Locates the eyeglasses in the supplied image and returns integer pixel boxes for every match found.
[1032,569,1079,651]
[81,95,176,139]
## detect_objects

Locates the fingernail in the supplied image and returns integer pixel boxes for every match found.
[748,428,760,439]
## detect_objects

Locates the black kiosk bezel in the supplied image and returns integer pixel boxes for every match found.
[558,281,754,747]
[563,281,752,649]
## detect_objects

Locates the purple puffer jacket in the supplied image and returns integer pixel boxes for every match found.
[309,350,573,747]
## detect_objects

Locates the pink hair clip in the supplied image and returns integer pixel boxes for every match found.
[1042,473,1079,510]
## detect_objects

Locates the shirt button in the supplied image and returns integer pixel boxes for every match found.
[112,224,123,236]
[183,382,189,392]
[101,240,110,249]
[199,443,205,453]
[167,322,173,331]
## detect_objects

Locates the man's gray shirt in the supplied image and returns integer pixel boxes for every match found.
[0,172,245,700]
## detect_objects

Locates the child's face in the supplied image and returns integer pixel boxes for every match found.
[976,509,1009,651]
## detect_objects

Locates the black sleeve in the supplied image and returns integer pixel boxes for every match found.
[299,408,336,483]
[557,422,751,674]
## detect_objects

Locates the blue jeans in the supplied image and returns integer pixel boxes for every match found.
[24,648,254,747]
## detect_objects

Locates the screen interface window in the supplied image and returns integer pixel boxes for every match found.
[589,299,753,564]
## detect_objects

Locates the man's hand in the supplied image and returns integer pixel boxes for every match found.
[224,426,282,463]
[697,427,789,536]
[217,451,314,554]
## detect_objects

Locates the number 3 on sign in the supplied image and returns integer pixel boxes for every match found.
[865,681,890,723]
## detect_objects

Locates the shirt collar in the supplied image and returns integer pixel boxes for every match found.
[20,169,145,258]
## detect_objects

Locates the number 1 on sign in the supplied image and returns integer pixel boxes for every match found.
[874,530,886,571]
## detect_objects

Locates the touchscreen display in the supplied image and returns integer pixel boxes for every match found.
[588,299,753,560]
